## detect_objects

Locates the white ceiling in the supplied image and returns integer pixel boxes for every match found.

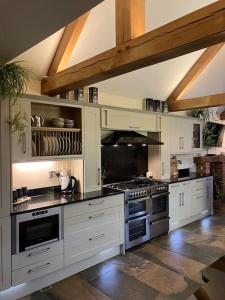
[14,0,223,100]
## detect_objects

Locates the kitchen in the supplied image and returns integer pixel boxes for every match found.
[1,1,225,300]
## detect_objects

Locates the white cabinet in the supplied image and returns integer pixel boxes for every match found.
[84,107,101,192]
[11,99,31,162]
[101,108,157,131]
[0,217,11,292]
[160,116,171,179]
[64,194,124,266]
[169,177,213,231]
[170,118,192,154]
[0,100,11,217]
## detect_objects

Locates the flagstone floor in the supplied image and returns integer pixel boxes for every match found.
[20,213,225,300]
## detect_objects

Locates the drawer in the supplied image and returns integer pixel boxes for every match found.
[169,183,181,192]
[64,221,124,265]
[12,254,63,286]
[64,205,124,241]
[12,240,63,271]
[64,194,124,219]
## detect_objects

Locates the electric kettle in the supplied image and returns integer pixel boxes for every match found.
[61,175,78,194]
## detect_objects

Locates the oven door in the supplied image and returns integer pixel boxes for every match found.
[150,192,169,222]
[125,214,150,250]
[16,208,62,253]
[125,196,150,219]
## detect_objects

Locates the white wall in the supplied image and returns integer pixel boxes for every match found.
[12,160,83,190]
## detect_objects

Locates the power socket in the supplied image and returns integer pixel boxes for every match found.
[49,171,61,179]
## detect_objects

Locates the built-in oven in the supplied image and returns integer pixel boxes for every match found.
[149,192,169,222]
[125,214,150,249]
[125,196,150,219]
[12,207,63,254]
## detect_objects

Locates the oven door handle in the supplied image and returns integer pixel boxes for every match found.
[126,196,150,204]
[151,192,170,199]
[127,214,150,224]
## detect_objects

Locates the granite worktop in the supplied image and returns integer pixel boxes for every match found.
[163,173,213,184]
[11,188,124,215]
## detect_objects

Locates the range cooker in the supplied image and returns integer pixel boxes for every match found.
[107,178,169,249]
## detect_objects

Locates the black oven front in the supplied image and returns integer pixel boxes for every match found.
[13,207,62,254]
[150,192,169,222]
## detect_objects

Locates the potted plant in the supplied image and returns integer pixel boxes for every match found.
[0,61,28,141]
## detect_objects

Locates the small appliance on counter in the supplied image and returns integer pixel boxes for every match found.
[13,187,31,205]
[170,156,178,178]
[60,170,78,194]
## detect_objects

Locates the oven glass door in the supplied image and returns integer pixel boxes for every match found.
[19,214,59,252]
[126,197,150,219]
[150,192,169,222]
[125,214,150,249]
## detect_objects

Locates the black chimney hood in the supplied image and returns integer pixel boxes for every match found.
[101,131,163,145]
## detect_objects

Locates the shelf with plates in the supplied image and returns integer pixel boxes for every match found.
[31,127,82,157]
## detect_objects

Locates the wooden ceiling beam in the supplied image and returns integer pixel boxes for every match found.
[115,0,145,45]
[42,1,225,95]
[167,43,224,102]
[168,93,225,112]
[47,12,90,76]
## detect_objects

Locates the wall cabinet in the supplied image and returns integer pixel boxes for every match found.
[170,118,193,154]
[11,99,31,162]
[83,107,101,192]
[169,177,213,231]
[101,108,158,131]
[0,217,11,291]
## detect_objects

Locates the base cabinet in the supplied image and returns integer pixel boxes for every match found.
[0,217,11,292]
[169,177,213,231]
[64,194,124,266]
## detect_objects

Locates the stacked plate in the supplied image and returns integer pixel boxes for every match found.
[64,119,74,128]
[52,118,64,128]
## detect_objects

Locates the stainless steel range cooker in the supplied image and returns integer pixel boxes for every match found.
[107,178,169,249]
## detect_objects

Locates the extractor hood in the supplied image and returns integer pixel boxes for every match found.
[101,131,163,145]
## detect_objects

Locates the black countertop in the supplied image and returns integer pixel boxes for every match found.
[12,188,124,215]
[163,173,213,184]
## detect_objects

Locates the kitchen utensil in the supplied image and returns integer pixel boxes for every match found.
[31,115,44,127]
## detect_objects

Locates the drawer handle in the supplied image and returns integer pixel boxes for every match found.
[129,126,140,129]
[89,213,104,220]
[170,184,180,188]
[27,262,51,273]
[196,196,202,199]
[89,233,105,241]
[89,200,104,206]
[196,188,204,191]
[27,247,51,257]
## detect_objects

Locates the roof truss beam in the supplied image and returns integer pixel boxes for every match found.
[115,0,145,45]
[42,1,225,95]
[47,12,90,75]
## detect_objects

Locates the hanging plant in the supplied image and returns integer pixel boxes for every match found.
[0,61,28,141]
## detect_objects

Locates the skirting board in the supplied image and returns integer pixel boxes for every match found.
[169,209,213,232]
[0,245,121,300]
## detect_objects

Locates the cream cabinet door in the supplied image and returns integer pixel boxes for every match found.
[11,99,31,162]
[0,217,11,292]
[0,100,11,217]
[84,107,101,192]
[160,116,171,179]
[170,117,192,154]
[101,108,157,131]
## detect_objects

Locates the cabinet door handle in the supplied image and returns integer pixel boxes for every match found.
[182,193,184,206]
[103,109,108,127]
[89,213,104,220]
[89,200,104,206]
[27,262,51,273]
[97,168,101,186]
[182,137,184,149]
[179,193,181,207]
[89,233,105,241]
[162,162,165,176]
[22,133,26,154]
[171,184,180,188]
[179,137,182,150]
[27,247,51,257]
